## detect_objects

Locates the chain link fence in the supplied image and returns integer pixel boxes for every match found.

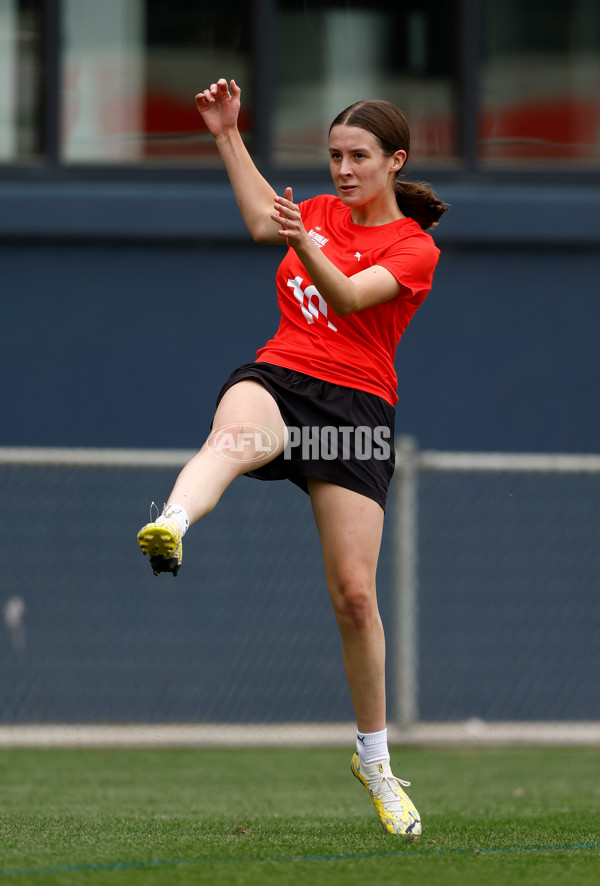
[395,444,600,725]
[0,448,357,724]
[2,444,600,729]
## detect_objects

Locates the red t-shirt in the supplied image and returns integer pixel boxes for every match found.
[255,193,440,406]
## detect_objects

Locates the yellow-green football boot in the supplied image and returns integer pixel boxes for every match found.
[351,753,421,838]
[137,518,183,577]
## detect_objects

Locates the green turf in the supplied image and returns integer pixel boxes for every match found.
[1,746,599,885]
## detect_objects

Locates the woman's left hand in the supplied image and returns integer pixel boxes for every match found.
[272,188,309,248]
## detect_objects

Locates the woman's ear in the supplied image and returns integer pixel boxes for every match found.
[391,150,407,172]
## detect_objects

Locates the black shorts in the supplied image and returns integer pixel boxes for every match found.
[215,362,396,510]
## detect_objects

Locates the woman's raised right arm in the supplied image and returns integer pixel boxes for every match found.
[196,79,282,245]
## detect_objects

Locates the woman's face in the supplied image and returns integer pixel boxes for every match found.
[328,124,406,210]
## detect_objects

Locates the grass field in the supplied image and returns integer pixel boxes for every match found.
[1,745,599,885]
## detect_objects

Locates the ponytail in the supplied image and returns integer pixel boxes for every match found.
[394,179,449,230]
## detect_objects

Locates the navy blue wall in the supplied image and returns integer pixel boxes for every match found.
[1,240,281,448]
[1,235,599,454]
[396,245,600,453]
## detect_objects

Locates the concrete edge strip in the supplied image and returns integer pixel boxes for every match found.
[1,721,600,749]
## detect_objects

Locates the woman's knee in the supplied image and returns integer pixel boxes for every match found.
[329,575,378,631]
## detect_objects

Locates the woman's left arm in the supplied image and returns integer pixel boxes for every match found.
[272,189,400,317]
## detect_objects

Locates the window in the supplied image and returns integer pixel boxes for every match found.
[273,0,460,168]
[481,0,600,166]
[61,0,253,164]
[1,1,599,176]
[0,0,44,163]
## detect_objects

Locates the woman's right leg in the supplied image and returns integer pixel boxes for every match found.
[167,379,288,524]
[138,379,287,573]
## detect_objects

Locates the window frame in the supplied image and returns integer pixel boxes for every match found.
[1,0,599,185]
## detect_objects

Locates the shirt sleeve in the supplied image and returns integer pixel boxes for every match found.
[376,234,440,304]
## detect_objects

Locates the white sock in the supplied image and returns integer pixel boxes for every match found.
[356,728,390,766]
[158,503,189,536]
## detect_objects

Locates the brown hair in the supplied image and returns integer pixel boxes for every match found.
[329,100,449,230]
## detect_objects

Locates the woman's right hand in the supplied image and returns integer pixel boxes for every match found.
[195,78,241,138]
